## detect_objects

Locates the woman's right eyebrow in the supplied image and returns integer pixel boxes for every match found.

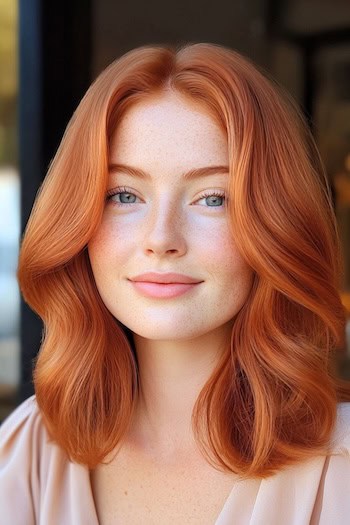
[108,163,229,181]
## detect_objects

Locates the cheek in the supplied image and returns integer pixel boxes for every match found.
[213,235,253,303]
[192,229,253,317]
[88,219,130,268]
[88,227,120,290]
[198,224,250,275]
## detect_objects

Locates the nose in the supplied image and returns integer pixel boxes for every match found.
[143,198,187,258]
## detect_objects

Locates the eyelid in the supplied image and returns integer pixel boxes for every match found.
[195,189,226,199]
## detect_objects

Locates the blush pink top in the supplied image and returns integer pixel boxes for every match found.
[0,396,349,524]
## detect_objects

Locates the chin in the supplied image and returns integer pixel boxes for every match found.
[120,318,231,343]
[126,326,197,341]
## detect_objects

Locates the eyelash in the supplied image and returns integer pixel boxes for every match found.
[105,186,226,207]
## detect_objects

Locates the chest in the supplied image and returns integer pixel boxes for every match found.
[90,448,237,525]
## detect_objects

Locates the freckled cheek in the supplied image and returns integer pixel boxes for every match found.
[195,224,239,264]
[203,227,253,287]
[88,221,132,270]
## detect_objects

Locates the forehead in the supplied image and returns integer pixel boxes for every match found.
[109,92,228,170]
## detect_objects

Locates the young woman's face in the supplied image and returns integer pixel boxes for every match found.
[88,91,253,341]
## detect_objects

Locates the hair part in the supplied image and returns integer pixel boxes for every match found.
[18,42,349,477]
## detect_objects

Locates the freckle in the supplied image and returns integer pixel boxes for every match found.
[124,490,128,495]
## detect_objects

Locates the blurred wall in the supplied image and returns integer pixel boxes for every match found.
[92,0,270,76]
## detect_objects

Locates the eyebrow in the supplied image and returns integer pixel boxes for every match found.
[108,163,229,181]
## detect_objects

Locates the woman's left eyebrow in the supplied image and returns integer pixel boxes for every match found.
[108,163,229,181]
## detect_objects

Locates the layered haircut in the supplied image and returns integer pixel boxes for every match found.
[18,43,349,478]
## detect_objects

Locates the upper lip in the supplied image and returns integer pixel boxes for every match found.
[129,272,202,284]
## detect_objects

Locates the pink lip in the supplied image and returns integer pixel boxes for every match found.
[128,272,203,299]
[130,281,200,298]
[130,272,201,284]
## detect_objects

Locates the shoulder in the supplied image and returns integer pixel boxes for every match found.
[0,393,72,479]
[0,394,44,444]
[0,394,48,459]
[304,403,350,524]
[229,405,350,524]
[0,395,47,525]
[0,394,53,471]
[0,395,98,525]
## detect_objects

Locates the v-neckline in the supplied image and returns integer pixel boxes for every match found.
[87,467,258,524]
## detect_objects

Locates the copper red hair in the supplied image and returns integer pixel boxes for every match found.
[17,43,350,477]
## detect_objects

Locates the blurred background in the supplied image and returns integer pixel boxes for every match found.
[1,0,350,420]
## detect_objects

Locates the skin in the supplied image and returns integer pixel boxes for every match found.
[88,90,253,455]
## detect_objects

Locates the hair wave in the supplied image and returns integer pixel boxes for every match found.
[18,42,350,477]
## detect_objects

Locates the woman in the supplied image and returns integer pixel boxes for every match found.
[1,42,349,524]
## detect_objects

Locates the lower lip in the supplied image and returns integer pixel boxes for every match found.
[130,281,200,298]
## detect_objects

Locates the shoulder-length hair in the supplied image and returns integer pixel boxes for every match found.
[18,42,349,478]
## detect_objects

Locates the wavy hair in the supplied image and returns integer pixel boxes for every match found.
[18,42,350,477]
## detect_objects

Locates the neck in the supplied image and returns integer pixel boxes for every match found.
[127,323,232,460]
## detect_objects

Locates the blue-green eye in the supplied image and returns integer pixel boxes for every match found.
[196,191,226,207]
[116,192,137,204]
[106,186,140,206]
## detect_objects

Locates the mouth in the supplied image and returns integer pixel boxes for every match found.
[129,272,202,285]
[128,278,202,299]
